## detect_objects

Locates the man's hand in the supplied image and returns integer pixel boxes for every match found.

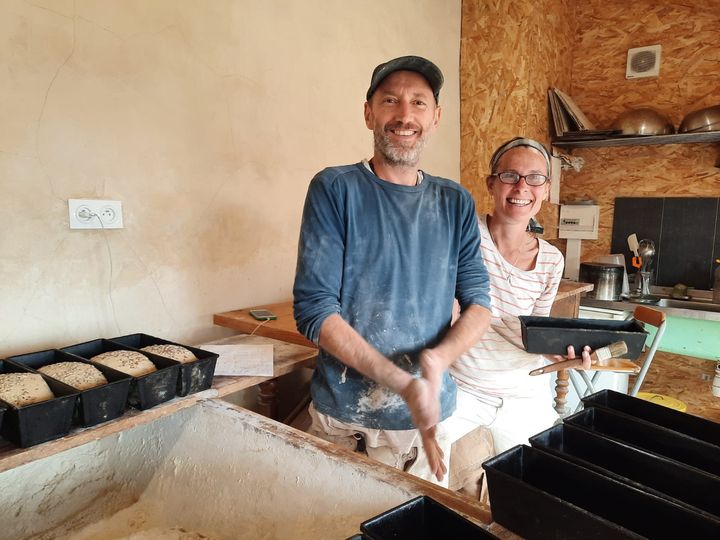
[419,349,445,402]
[421,425,447,482]
[399,349,449,431]
[399,377,437,431]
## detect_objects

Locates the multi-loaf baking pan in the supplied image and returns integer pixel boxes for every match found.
[109,333,217,397]
[484,391,720,538]
[530,422,720,518]
[483,444,720,539]
[564,406,720,477]
[61,339,180,410]
[6,348,132,427]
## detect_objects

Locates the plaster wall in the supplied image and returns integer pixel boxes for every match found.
[1,0,462,354]
[0,401,423,539]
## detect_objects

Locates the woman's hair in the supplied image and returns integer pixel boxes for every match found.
[489,137,552,175]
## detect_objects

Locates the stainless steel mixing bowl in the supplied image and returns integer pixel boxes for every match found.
[611,107,675,135]
[679,105,720,133]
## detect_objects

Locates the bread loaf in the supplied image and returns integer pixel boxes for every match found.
[141,344,197,364]
[91,350,157,377]
[39,361,108,390]
[0,373,55,407]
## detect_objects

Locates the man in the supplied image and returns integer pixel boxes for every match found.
[293,55,491,484]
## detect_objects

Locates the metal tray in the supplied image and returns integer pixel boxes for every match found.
[581,389,720,447]
[6,349,132,427]
[483,445,720,539]
[564,407,720,477]
[530,422,720,518]
[61,339,180,410]
[109,333,217,397]
[360,495,497,540]
[0,360,78,448]
[519,316,647,358]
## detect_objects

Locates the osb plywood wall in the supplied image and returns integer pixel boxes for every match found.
[562,0,720,263]
[461,0,720,255]
[460,0,576,236]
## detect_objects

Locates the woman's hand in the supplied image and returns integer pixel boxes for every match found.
[547,344,592,370]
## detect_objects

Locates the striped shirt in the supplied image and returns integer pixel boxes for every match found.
[451,214,564,399]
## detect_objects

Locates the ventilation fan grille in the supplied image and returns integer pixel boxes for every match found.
[626,45,661,79]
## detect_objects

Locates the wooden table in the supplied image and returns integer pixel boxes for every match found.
[214,302,314,348]
[214,283,594,418]
[0,335,316,474]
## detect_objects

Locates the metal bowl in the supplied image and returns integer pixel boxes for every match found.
[611,108,675,136]
[679,105,720,133]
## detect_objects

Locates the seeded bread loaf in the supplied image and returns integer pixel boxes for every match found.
[141,344,197,364]
[39,362,108,390]
[0,373,55,407]
[91,350,157,377]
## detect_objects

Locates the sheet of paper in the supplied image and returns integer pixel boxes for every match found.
[202,344,274,376]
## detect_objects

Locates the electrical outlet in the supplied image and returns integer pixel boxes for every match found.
[68,199,124,229]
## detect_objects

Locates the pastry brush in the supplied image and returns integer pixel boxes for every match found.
[529,341,629,376]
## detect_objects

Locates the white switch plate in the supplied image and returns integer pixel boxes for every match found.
[68,199,124,229]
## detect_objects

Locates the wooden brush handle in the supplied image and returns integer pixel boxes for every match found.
[529,358,584,375]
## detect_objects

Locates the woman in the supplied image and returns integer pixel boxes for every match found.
[446,137,590,494]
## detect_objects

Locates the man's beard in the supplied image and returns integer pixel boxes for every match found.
[373,123,430,167]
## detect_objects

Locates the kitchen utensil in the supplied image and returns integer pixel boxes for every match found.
[679,105,720,133]
[596,254,630,295]
[637,239,655,272]
[529,341,631,375]
[627,234,642,268]
[612,107,675,136]
[579,262,624,301]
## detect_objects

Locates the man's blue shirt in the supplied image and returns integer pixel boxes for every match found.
[294,162,490,430]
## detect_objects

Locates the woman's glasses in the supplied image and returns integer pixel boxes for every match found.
[492,171,549,186]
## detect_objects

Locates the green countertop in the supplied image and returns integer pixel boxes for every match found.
[645,316,720,362]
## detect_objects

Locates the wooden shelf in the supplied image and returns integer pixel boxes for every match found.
[0,335,316,474]
[552,131,720,149]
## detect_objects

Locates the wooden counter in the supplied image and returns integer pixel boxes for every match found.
[214,302,314,348]
[550,279,594,317]
[0,335,316,474]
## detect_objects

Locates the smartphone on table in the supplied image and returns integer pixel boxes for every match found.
[249,309,277,321]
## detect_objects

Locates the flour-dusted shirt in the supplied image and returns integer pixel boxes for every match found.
[451,214,564,399]
[293,162,491,430]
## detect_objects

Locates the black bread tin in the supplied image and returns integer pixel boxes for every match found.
[6,349,131,427]
[581,389,720,446]
[360,495,497,539]
[483,444,720,539]
[519,316,647,358]
[109,333,217,397]
[60,339,179,410]
[0,360,78,447]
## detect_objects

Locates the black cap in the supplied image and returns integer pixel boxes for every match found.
[366,55,444,103]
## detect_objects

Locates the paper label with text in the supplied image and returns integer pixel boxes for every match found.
[202,344,274,376]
